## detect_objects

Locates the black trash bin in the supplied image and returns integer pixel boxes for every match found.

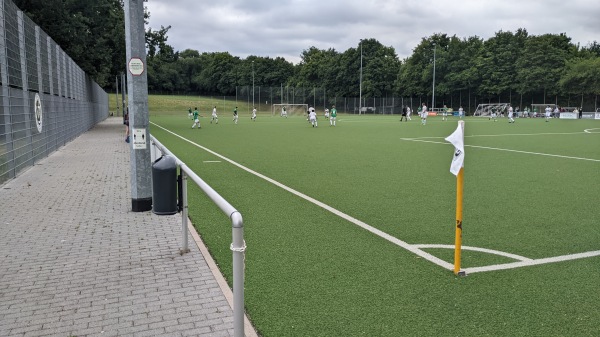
[152,155,178,215]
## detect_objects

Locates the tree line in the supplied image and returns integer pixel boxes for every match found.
[17,1,600,109]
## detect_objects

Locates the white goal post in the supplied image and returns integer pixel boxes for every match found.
[473,103,509,117]
[272,104,308,117]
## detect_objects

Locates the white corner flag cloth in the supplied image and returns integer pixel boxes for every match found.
[444,123,465,176]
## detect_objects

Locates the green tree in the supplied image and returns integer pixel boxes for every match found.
[516,33,577,98]
[16,0,126,88]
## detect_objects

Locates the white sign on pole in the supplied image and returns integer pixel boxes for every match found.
[128,57,144,76]
[132,128,147,149]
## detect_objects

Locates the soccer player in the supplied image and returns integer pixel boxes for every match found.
[330,105,337,126]
[400,106,407,122]
[188,107,192,119]
[192,107,200,128]
[490,108,497,122]
[420,103,428,125]
[251,107,257,121]
[309,108,318,127]
[458,106,464,119]
[308,105,315,122]
[324,108,330,120]
[233,107,239,124]
[544,105,551,122]
[508,105,515,123]
[442,105,448,121]
[211,106,218,124]
[281,106,287,118]
[406,106,412,120]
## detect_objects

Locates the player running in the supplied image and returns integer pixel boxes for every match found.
[309,108,318,127]
[233,107,239,124]
[191,107,200,129]
[211,106,218,124]
[251,107,257,121]
[508,105,515,123]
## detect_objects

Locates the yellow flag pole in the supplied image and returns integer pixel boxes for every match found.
[453,167,464,275]
[453,120,466,276]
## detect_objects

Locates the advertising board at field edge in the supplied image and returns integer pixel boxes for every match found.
[595,113,600,120]
[559,112,577,119]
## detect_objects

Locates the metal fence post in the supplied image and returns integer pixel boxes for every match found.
[230,211,245,337]
[181,170,189,254]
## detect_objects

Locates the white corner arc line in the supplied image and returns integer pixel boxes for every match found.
[463,250,600,274]
[412,244,533,262]
[400,138,600,162]
[151,122,454,271]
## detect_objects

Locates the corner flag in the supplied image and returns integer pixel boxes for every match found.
[444,121,465,176]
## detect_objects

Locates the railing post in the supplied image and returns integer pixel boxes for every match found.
[230,211,245,337]
[181,170,189,254]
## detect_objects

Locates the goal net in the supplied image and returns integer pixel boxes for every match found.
[473,103,509,117]
[272,104,308,117]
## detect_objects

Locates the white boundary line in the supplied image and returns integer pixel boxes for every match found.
[400,138,600,162]
[153,122,600,274]
[463,250,600,274]
[412,244,532,261]
[151,122,453,271]
[406,131,589,139]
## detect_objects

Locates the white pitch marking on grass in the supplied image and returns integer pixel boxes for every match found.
[584,128,600,134]
[403,131,588,140]
[151,122,455,271]
[412,244,533,262]
[203,160,222,163]
[400,138,600,162]
[463,250,600,274]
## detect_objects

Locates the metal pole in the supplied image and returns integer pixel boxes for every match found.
[181,171,189,253]
[115,75,119,116]
[125,0,152,212]
[231,212,245,337]
[121,72,126,117]
[359,40,363,115]
[432,43,436,111]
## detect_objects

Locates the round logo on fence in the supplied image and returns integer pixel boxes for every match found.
[34,93,43,133]
[128,57,144,76]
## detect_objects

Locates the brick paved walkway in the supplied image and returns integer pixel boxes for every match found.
[0,118,249,337]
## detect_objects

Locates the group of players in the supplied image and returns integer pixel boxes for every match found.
[188,105,338,128]
[188,105,259,128]
[305,105,338,127]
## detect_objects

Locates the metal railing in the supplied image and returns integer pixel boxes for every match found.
[149,135,246,337]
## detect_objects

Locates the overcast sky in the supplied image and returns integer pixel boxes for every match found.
[145,0,600,64]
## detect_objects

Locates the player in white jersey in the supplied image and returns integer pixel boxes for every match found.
[420,103,428,125]
[508,105,515,123]
[210,106,218,124]
[281,106,287,118]
[406,106,412,120]
[251,107,257,121]
[544,106,551,122]
[324,108,329,119]
[309,109,318,127]
[458,106,464,119]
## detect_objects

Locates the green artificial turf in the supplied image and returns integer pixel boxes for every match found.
[148,97,600,336]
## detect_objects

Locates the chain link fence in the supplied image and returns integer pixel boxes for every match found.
[0,0,108,185]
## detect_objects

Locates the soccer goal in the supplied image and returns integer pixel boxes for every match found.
[473,103,509,117]
[272,104,308,117]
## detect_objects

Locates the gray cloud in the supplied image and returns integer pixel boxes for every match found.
[145,0,600,63]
